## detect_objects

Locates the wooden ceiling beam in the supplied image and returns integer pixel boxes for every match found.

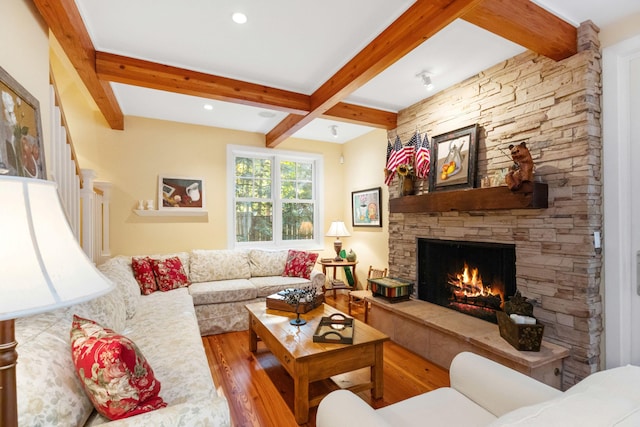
[32,0,124,130]
[462,0,577,61]
[323,103,397,130]
[266,0,485,147]
[96,52,311,115]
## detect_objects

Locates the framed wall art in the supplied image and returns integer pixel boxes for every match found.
[159,176,205,210]
[429,124,479,192]
[352,187,382,227]
[0,66,46,179]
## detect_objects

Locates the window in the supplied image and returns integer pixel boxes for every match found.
[227,145,323,248]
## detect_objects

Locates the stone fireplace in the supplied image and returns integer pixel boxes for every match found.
[417,238,516,324]
[386,22,603,390]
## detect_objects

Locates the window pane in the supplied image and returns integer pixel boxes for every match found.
[235,178,252,198]
[298,182,312,200]
[255,159,271,178]
[297,163,312,181]
[280,161,296,180]
[236,157,271,199]
[235,157,253,177]
[280,160,313,200]
[282,202,314,241]
[281,181,296,199]
[235,202,273,242]
[254,179,271,198]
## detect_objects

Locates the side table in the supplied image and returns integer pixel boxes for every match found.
[319,259,358,298]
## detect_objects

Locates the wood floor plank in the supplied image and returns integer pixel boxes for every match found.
[203,293,449,427]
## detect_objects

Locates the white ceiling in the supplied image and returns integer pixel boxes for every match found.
[75,0,639,144]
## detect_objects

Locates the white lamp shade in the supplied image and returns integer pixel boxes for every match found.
[0,177,114,321]
[326,221,350,238]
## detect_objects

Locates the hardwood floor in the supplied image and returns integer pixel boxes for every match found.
[203,294,449,427]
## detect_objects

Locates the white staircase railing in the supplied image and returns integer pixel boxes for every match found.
[49,76,111,264]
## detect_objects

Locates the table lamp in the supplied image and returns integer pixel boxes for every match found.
[0,176,114,427]
[326,221,351,261]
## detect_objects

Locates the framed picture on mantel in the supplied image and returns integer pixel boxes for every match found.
[429,124,479,192]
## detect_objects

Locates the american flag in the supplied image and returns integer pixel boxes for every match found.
[415,132,431,179]
[384,135,403,185]
[404,131,419,165]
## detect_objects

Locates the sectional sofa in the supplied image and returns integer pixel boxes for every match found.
[16,248,324,426]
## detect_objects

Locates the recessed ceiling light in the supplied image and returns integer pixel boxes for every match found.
[232,12,247,24]
[258,111,276,118]
[203,104,213,111]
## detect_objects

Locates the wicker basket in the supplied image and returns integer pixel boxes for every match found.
[496,311,544,351]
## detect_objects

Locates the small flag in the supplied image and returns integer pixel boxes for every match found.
[415,132,431,179]
[404,131,419,164]
[385,135,403,186]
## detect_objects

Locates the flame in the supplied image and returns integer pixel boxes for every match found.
[448,262,503,302]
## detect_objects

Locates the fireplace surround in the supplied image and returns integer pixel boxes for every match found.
[386,22,603,389]
[417,239,516,324]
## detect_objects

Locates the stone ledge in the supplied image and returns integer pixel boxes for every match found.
[367,297,570,389]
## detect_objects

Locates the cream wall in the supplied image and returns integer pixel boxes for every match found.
[600,13,640,48]
[1,0,50,171]
[342,129,390,280]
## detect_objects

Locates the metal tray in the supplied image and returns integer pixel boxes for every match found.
[312,313,354,344]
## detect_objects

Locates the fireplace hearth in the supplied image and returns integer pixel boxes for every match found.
[417,239,516,323]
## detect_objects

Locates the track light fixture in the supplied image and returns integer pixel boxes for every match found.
[329,125,339,138]
[417,71,434,91]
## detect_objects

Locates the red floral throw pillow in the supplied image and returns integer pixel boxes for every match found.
[131,257,157,295]
[70,315,166,420]
[150,256,190,291]
[282,250,318,279]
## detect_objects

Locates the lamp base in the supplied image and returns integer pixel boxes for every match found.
[333,239,343,261]
[0,319,18,427]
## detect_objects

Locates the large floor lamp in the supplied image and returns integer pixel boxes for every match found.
[0,177,114,427]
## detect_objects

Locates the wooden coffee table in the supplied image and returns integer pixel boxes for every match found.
[246,301,389,424]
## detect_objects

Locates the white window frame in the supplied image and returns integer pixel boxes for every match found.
[227,144,324,249]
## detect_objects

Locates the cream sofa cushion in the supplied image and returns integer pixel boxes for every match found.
[16,308,95,427]
[377,388,497,427]
[490,365,640,426]
[249,275,313,297]
[189,279,257,305]
[189,249,250,282]
[99,256,142,319]
[248,249,288,277]
[72,286,126,333]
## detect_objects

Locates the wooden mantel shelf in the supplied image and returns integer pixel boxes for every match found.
[389,182,548,213]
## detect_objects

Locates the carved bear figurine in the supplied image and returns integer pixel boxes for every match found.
[505,142,534,191]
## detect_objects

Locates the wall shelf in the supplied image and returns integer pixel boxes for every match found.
[389,182,548,213]
[133,209,208,217]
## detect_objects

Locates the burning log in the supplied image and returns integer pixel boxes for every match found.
[449,289,502,310]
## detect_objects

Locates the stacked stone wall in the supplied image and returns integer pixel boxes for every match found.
[388,22,602,388]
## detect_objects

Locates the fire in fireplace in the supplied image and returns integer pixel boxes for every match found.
[417,239,516,323]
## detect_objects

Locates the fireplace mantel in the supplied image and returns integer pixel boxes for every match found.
[389,182,548,213]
